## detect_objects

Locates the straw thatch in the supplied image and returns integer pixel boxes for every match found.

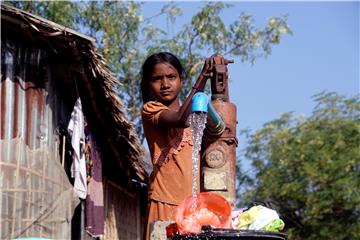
[1,4,148,182]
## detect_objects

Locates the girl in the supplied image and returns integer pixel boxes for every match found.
[141,52,212,239]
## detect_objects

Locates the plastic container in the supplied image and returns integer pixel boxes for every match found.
[175,192,232,234]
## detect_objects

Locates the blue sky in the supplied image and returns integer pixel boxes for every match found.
[142,1,359,170]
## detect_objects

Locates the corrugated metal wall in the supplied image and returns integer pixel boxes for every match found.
[1,38,55,148]
[1,34,78,239]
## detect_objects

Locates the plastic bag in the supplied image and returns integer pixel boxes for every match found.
[237,205,284,232]
[231,209,244,229]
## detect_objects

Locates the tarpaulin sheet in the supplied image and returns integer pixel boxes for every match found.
[0,138,79,239]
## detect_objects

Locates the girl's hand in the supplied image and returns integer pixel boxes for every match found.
[200,56,213,79]
[194,54,224,92]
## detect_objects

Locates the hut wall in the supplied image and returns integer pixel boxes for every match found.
[102,179,143,240]
[1,31,78,239]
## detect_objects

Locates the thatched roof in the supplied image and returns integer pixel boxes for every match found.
[1,4,148,182]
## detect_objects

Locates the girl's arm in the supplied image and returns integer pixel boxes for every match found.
[158,56,213,128]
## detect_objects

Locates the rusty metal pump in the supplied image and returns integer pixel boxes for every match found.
[201,54,237,205]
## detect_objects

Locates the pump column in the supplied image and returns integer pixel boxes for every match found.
[201,54,237,205]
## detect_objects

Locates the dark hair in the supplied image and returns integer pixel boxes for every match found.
[141,52,184,103]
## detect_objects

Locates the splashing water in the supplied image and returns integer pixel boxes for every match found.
[188,112,207,196]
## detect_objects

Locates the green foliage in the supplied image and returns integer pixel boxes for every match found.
[238,92,360,239]
[4,1,78,27]
[5,1,291,141]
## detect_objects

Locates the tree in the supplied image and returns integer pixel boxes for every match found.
[4,1,291,141]
[4,1,79,27]
[238,92,360,239]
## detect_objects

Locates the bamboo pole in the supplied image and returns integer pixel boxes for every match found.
[61,135,65,167]
[11,141,21,236]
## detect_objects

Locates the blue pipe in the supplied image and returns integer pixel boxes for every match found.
[207,100,226,135]
[191,92,225,136]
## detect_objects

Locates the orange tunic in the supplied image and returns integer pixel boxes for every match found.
[142,101,199,238]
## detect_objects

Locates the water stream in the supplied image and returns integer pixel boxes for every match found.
[188,112,207,196]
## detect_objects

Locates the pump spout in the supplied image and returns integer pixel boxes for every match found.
[191,92,225,136]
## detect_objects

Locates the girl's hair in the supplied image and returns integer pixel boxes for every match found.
[141,52,184,103]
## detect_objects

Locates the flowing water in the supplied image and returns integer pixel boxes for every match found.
[189,112,207,196]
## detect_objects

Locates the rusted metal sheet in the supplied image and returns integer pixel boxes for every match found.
[3,41,52,143]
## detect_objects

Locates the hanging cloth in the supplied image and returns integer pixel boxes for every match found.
[85,133,104,237]
[68,97,87,199]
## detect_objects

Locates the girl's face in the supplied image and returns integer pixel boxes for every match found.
[149,62,182,105]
